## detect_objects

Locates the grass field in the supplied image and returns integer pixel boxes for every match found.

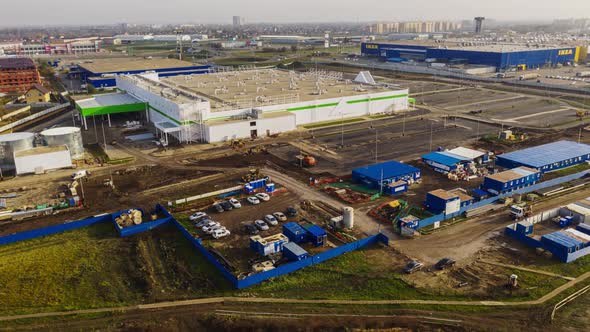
[0,222,230,315]
[0,219,574,316]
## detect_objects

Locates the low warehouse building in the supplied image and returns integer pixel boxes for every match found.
[425,188,474,214]
[422,147,489,173]
[352,160,420,191]
[76,57,211,88]
[495,141,590,173]
[14,145,72,175]
[482,167,540,195]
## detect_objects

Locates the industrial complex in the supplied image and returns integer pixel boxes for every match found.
[4,19,590,331]
[75,69,409,143]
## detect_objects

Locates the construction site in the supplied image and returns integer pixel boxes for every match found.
[2,50,590,331]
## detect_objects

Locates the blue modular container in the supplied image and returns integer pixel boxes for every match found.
[244,184,254,194]
[384,181,408,195]
[283,222,307,243]
[516,222,533,235]
[305,225,327,247]
[576,223,590,236]
[265,183,275,193]
[282,242,309,261]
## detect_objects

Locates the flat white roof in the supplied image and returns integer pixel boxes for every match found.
[566,203,590,216]
[447,147,485,160]
[75,93,143,109]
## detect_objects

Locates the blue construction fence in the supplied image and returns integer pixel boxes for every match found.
[0,202,389,289]
[112,204,173,237]
[0,213,112,246]
[417,169,590,229]
[170,215,389,289]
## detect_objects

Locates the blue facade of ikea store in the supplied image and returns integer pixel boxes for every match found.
[361,43,578,70]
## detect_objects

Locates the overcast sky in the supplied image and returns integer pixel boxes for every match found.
[2,0,589,26]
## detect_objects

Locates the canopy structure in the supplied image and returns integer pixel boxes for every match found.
[75,93,147,129]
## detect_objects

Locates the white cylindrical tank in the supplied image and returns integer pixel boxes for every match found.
[0,132,35,170]
[41,127,84,159]
[343,206,354,229]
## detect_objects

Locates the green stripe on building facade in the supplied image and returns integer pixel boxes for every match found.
[347,93,408,104]
[78,102,147,117]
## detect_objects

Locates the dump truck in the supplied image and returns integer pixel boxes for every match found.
[510,203,533,220]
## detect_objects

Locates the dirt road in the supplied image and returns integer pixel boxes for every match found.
[397,186,590,264]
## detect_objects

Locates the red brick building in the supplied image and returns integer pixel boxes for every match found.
[0,58,41,94]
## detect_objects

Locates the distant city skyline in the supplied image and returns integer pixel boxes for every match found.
[0,0,589,27]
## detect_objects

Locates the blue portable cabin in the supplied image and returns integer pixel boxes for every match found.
[482,167,541,195]
[282,222,307,244]
[425,189,460,214]
[472,188,491,200]
[352,160,420,190]
[282,242,309,261]
[515,221,533,235]
[305,225,327,247]
[495,141,590,173]
[576,223,590,236]
[384,180,408,195]
[541,231,585,261]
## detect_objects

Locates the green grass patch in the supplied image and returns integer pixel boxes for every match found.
[303,117,366,129]
[0,222,231,316]
[549,163,590,177]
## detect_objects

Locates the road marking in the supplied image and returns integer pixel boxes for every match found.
[503,108,572,122]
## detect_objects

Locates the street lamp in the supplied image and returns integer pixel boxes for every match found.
[369,125,378,163]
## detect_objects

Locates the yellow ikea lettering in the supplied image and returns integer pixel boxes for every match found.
[558,49,573,56]
[365,44,378,49]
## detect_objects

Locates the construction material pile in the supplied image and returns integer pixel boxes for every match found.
[115,209,143,228]
[323,186,371,204]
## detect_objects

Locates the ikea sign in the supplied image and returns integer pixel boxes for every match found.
[558,49,573,56]
[365,44,379,49]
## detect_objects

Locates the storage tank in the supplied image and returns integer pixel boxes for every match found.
[343,206,354,229]
[41,127,84,159]
[0,132,35,170]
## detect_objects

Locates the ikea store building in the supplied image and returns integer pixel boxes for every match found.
[361,42,584,71]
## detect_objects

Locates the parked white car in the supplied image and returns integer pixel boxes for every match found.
[272,212,287,222]
[189,212,208,221]
[247,196,260,205]
[254,219,269,231]
[202,221,221,234]
[264,214,278,226]
[212,228,231,239]
[229,198,242,209]
[256,193,270,202]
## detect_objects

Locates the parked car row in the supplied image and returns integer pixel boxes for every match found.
[190,212,230,239]
[403,258,456,274]
[211,193,271,212]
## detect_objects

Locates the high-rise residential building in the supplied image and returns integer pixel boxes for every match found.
[233,16,245,29]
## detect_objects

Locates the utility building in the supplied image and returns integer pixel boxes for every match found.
[482,167,541,195]
[352,160,420,191]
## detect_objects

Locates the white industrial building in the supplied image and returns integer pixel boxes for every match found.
[14,146,73,175]
[110,68,409,143]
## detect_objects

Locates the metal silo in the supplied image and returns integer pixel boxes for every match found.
[0,132,35,170]
[41,127,84,159]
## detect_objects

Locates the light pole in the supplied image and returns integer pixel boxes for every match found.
[370,125,378,163]
[429,121,434,152]
[340,111,344,148]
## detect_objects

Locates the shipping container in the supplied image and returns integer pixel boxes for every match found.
[576,223,590,236]
[282,222,307,243]
[305,225,327,247]
[282,242,309,261]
